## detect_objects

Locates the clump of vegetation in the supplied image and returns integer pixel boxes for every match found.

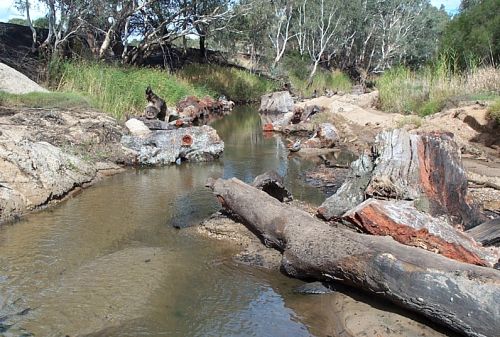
[178,63,278,102]
[487,99,500,126]
[279,54,352,97]
[377,55,500,116]
[50,61,214,119]
[0,91,93,109]
[396,115,423,128]
[441,0,499,69]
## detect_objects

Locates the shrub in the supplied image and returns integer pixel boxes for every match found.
[178,63,278,102]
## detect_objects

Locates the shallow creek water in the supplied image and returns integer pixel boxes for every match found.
[0,106,452,337]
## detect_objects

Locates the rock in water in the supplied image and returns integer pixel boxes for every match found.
[303,123,339,148]
[121,125,224,166]
[0,141,96,222]
[293,281,335,295]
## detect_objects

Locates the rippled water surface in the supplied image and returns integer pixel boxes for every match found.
[0,106,455,337]
[0,106,331,336]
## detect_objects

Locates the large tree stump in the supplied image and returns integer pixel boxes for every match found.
[209,177,500,337]
[318,129,485,229]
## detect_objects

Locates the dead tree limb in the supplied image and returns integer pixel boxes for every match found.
[209,177,500,337]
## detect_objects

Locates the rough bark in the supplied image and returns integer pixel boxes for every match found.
[318,129,485,229]
[252,171,292,202]
[209,177,500,337]
[343,199,499,267]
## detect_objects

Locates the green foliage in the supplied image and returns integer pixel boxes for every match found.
[441,0,500,68]
[7,18,28,26]
[488,99,500,125]
[7,17,47,28]
[48,60,277,119]
[279,54,351,97]
[178,64,278,102]
[0,91,92,109]
[33,17,49,28]
[50,61,215,119]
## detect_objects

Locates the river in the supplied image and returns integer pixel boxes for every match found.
[0,106,453,337]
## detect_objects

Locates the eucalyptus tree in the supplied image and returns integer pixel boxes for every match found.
[268,0,295,68]
[305,0,342,84]
[38,0,92,54]
[14,0,39,52]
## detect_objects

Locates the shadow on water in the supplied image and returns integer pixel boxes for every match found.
[0,105,455,337]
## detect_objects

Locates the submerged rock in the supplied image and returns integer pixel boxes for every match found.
[293,281,335,295]
[121,125,224,166]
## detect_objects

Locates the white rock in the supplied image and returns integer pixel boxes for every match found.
[125,118,152,137]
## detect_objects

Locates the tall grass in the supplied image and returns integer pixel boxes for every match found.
[377,55,500,116]
[51,61,214,119]
[177,63,278,102]
[280,54,352,97]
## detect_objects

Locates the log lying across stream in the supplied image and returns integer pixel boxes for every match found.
[208,178,500,337]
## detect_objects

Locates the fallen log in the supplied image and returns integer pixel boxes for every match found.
[319,129,485,229]
[252,171,292,202]
[121,125,224,166]
[343,199,499,267]
[467,218,500,247]
[209,177,500,337]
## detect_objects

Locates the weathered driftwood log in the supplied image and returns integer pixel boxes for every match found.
[209,177,500,337]
[467,218,500,247]
[319,129,485,229]
[343,199,499,267]
[176,96,231,124]
[252,171,292,202]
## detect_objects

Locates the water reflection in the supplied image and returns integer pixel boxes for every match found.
[0,105,323,337]
[0,105,456,337]
[213,105,325,205]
